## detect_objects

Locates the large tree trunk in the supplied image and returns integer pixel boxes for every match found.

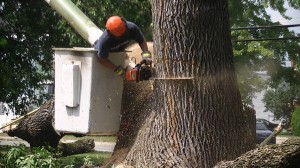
[111,1,255,168]
[103,42,154,166]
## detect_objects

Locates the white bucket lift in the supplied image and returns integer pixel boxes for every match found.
[54,47,126,135]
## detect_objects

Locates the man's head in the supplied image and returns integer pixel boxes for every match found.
[106,16,127,37]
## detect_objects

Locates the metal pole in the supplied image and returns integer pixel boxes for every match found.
[45,0,102,45]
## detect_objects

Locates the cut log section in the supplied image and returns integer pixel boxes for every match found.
[57,139,95,156]
[6,98,62,148]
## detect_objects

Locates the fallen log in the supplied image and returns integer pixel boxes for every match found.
[5,98,95,156]
[6,97,62,148]
[57,139,95,156]
[214,138,300,168]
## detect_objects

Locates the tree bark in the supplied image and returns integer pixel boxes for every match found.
[111,1,255,168]
[57,139,95,156]
[214,138,300,168]
[6,98,95,156]
[7,97,62,148]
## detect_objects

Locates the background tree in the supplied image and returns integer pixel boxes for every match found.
[263,84,300,125]
[229,0,300,107]
[57,0,152,46]
[0,0,69,114]
[291,107,300,135]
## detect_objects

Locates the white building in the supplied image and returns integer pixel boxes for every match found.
[0,103,18,133]
[253,71,288,123]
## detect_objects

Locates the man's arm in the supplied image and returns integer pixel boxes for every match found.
[139,40,149,52]
[98,57,125,78]
[139,40,152,65]
[98,57,117,71]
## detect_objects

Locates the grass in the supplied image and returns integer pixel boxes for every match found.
[0,133,117,143]
[0,133,8,137]
[277,131,299,138]
[0,145,11,154]
[0,145,112,167]
[58,151,112,167]
[0,133,114,166]
[62,135,117,142]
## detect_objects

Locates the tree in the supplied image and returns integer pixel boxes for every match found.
[110,1,255,167]
[291,107,300,135]
[58,0,152,46]
[0,0,70,114]
[263,84,300,123]
[229,0,300,106]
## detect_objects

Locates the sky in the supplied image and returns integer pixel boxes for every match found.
[266,2,300,33]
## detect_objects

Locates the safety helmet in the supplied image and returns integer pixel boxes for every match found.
[106,16,126,37]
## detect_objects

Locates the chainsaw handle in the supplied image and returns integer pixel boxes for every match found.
[138,60,152,67]
[130,57,136,64]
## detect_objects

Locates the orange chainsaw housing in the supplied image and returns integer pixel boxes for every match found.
[126,69,138,82]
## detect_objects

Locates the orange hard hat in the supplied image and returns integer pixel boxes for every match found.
[106,16,126,37]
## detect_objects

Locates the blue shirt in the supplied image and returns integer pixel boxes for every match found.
[95,21,145,59]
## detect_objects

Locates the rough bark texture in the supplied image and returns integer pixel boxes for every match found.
[114,42,154,151]
[119,1,255,168]
[214,138,300,168]
[7,97,62,148]
[6,98,95,156]
[57,139,95,156]
[103,43,154,167]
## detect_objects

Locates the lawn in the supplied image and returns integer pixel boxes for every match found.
[58,151,112,167]
[277,131,299,138]
[0,144,112,167]
[0,133,117,143]
[0,133,114,167]
[62,134,117,142]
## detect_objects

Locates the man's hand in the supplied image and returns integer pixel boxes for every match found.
[141,51,152,65]
[114,65,126,78]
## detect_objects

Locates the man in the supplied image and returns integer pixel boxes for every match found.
[95,16,152,78]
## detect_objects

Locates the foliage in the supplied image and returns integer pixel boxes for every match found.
[0,145,111,167]
[58,152,111,167]
[229,0,300,105]
[0,145,61,168]
[0,1,70,115]
[263,84,300,120]
[58,0,152,46]
[235,57,267,106]
[291,107,300,136]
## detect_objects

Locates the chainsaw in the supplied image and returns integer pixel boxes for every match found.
[125,60,194,82]
[125,60,152,82]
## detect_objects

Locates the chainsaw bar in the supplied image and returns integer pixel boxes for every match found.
[150,77,194,80]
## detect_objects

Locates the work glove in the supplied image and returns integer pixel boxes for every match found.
[114,65,126,79]
[141,51,152,65]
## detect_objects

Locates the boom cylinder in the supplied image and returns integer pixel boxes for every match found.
[45,0,102,45]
